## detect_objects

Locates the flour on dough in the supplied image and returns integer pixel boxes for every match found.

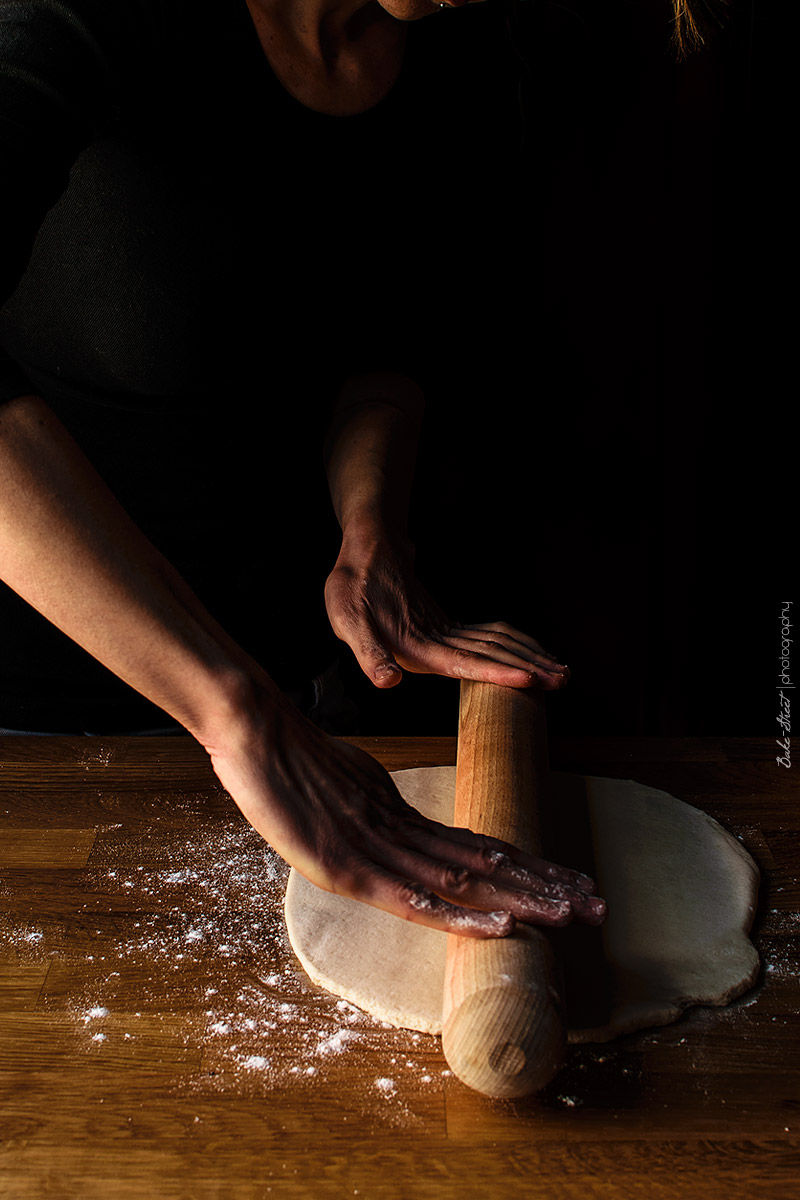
[284,766,761,1042]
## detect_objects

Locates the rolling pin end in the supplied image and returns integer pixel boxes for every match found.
[442,978,566,1099]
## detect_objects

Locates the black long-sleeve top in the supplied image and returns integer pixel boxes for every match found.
[0,0,522,729]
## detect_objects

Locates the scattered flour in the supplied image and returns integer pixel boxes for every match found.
[316,1028,361,1056]
[240,1055,270,1071]
[83,1006,110,1022]
[0,807,449,1118]
[7,803,674,1120]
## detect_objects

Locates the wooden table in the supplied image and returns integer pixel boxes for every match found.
[0,735,797,1199]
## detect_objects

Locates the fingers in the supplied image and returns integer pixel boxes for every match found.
[394,813,607,926]
[333,832,602,937]
[443,635,568,687]
[399,819,585,895]
[395,637,545,688]
[422,816,600,894]
[323,744,604,928]
[387,618,568,689]
[344,863,519,938]
[430,819,595,892]
[395,635,568,691]
[452,623,569,682]
[454,622,564,666]
[458,621,555,657]
[331,801,606,933]
[362,835,577,927]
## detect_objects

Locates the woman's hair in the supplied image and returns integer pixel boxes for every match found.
[506,0,729,61]
[671,0,729,59]
[501,0,731,153]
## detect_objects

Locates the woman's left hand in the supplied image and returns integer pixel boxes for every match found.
[324,532,568,691]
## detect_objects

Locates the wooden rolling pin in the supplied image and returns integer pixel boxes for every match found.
[441,680,566,1098]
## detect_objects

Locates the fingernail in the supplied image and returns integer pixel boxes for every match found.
[374,662,400,679]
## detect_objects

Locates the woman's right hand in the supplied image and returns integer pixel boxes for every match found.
[205,679,607,937]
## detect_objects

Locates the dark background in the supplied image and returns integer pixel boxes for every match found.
[1,0,781,739]
[345,0,783,740]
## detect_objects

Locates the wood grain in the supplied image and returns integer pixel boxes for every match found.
[0,734,797,1199]
[442,683,565,1097]
[0,829,96,867]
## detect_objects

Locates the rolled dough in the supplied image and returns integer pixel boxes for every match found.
[284,767,761,1042]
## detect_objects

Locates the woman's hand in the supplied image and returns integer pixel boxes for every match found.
[207,683,605,938]
[0,394,598,939]
[322,384,566,692]
[325,530,569,691]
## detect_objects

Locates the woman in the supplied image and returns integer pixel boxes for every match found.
[0,0,606,934]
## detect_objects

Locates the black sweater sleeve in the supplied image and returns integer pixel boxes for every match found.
[0,0,161,402]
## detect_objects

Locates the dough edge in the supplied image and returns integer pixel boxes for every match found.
[284,766,761,1042]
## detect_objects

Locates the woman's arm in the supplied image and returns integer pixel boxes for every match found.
[323,371,423,547]
[323,372,570,689]
[0,394,252,744]
[0,392,604,933]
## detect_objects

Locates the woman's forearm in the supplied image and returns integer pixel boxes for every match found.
[0,394,266,744]
[323,372,424,550]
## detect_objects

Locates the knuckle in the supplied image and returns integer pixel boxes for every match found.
[442,865,471,894]
[455,646,479,660]
[324,566,355,599]
[396,881,435,918]
[451,647,480,677]
[477,846,508,876]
